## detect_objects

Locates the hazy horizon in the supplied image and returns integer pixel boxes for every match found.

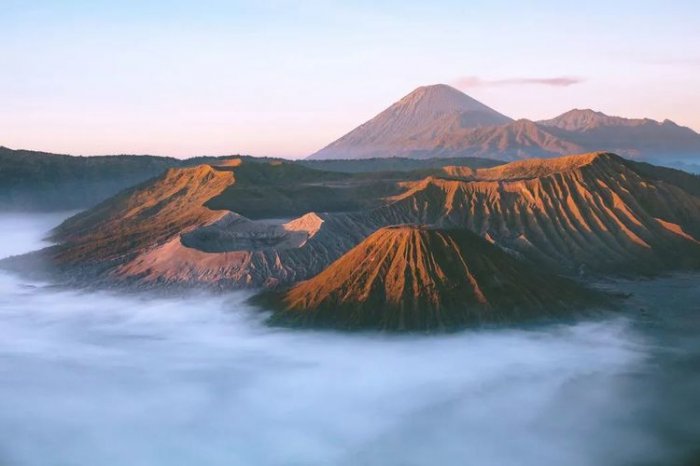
[2,0,699,158]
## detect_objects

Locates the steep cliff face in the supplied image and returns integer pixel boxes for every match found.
[260,226,606,331]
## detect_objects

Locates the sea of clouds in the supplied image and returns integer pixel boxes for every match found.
[0,213,697,466]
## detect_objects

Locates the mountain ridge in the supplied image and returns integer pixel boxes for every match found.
[5,152,699,291]
[309,85,700,161]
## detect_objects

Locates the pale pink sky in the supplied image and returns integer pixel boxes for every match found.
[1,1,699,158]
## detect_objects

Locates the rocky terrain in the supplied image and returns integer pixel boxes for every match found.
[258,226,607,331]
[3,151,699,330]
[385,153,700,273]
[309,85,700,161]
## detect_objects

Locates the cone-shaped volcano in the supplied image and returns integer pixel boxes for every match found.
[259,226,607,331]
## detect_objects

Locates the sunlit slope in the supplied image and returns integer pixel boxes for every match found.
[30,152,700,288]
[51,164,236,263]
[50,160,361,262]
[370,152,700,274]
[45,159,396,285]
[263,226,606,330]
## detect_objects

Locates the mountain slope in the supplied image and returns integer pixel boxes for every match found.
[370,152,700,274]
[309,84,512,160]
[0,145,505,212]
[428,119,585,159]
[0,146,181,211]
[539,109,700,159]
[260,226,606,331]
[42,158,407,281]
[309,85,700,161]
[8,152,699,289]
[51,164,237,264]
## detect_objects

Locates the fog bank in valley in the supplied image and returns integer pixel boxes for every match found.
[0,213,698,466]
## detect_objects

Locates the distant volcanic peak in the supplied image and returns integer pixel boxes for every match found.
[539,108,673,132]
[384,83,513,127]
[539,108,613,131]
[308,84,512,160]
[562,108,607,118]
[395,84,509,117]
[268,225,603,330]
[537,109,700,159]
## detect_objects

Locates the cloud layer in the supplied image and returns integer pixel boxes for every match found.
[453,76,584,88]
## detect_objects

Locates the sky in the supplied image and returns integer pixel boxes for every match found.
[1,0,699,158]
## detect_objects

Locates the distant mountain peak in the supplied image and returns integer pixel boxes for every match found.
[564,108,606,116]
[309,84,700,161]
[308,84,512,160]
[539,108,680,132]
[539,109,613,131]
[395,83,496,114]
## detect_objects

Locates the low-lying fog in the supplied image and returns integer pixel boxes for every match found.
[0,213,698,466]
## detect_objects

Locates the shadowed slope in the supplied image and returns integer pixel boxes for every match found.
[427,119,585,160]
[299,156,503,173]
[202,160,399,218]
[261,226,606,331]
[0,146,181,211]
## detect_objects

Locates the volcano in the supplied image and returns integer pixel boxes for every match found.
[309,85,700,161]
[309,84,512,160]
[261,226,607,331]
